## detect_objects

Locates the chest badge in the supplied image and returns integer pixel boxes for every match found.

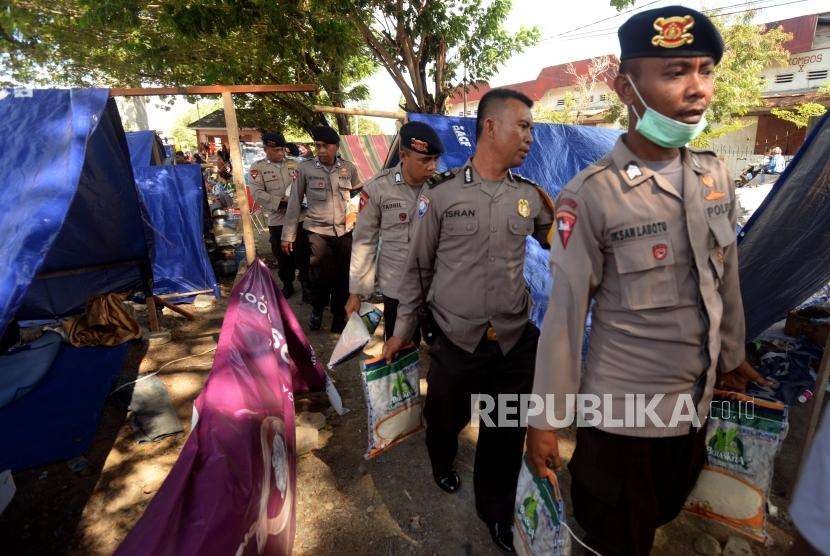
[399,212,407,222]
[625,163,642,181]
[705,190,726,201]
[653,243,668,260]
[394,172,402,184]
[701,175,715,188]
[518,198,530,218]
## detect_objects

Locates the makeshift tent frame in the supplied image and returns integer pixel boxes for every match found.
[111,84,318,268]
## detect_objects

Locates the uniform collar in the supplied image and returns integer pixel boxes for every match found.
[609,136,703,200]
[461,159,517,189]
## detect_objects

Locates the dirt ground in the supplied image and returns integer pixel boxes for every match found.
[0,232,820,555]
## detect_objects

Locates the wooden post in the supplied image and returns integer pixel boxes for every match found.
[798,333,830,480]
[222,91,257,265]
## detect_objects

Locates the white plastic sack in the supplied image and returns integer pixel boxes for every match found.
[514,457,570,555]
[360,346,423,459]
[328,303,382,369]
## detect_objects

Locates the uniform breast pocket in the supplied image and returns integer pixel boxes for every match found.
[708,216,736,284]
[308,182,327,201]
[507,215,533,246]
[381,211,410,242]
[613,239,679,310]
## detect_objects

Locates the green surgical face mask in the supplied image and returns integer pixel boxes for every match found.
[626,74,707,148]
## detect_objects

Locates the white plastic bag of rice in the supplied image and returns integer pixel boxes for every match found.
[514,457,570,556]
[328,302,382,369]
[360,346,423,459]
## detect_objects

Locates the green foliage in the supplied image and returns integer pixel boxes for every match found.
[0,0,377,133]
[771,102,828,128]
[349,116,384,135]
[610,0,637,8]
[338,0,539,113]
[534,92,579,124]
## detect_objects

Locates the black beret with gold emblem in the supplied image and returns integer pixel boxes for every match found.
[619,5,723,64]
[400,121,444,156]
[311,125,340,145]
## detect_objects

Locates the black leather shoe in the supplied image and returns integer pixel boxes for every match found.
[282,283,295,298]
[330,318,347,334]
[309,310,323,331]
[433,470,461,494]
[486,521,515,553]
[301,283,313,304]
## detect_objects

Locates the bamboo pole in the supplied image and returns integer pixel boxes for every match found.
[222,91,257,265]
[313,105,406,120]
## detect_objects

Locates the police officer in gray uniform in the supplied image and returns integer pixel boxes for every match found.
[250,132,299,296]
[281,125,360,332]
[346,121,444,341]
[384,89,554,553]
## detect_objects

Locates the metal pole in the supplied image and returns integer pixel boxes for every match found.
[222,91,257,265]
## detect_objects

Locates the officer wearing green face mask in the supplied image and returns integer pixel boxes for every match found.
[526,6,770,554]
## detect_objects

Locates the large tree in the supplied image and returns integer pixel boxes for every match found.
[336,0,540,113]
[1,0,376,134]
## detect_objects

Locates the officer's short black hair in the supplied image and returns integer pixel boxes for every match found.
[618,59,640,77]
[475,88,534,139]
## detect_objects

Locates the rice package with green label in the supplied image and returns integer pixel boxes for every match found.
[685,391,789,543]
[360,346,423,459]
[514,457,570,556]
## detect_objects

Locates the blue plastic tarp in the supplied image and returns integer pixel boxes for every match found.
[133,165,219,298]
[407,114,620,325]
[737,113,830,339]
[0,88,152,333]
[0,342,130,471]
[125,130,159,168]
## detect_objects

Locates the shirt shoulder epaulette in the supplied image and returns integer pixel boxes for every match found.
[565,156,614,194]
[687,146,717,157]
[426,168,459,189]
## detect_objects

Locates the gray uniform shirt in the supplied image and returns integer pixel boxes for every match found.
[250,158,298,226]
[281,156,360,242]
[349,163,423,300]
[393,161,555,354]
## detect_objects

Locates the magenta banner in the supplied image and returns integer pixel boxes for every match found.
[117,259,332,556]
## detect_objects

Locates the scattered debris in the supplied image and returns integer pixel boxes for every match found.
[694,533,722,556]
[723,536,754,556]
[297,411,326,431]
[193,295,216,309]
[409,515,422,531]
[296,425,319,456]
[67,456,90,475]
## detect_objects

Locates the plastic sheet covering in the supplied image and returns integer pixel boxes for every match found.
[737,113,830,339]
[133,165,219,297]
[407,114,620,326]
[117,260,337,556]
[125,130,163,168]
[0,89,152,334]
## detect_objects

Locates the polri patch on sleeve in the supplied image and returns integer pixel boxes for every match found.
[556,210,577,249]
[417,195,431,218]
[250,168,259,179]
[359,190,370,212]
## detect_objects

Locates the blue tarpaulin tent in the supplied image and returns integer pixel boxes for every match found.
[0,88,152,470]
[1,88,153,329]
[132,164,220,298]
[737,113,830,339]
[125,130,165,167]
[406,114,621,325]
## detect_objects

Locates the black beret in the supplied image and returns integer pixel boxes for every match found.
[311,125,340,145]
[619,5,723,64]
[286,142,300,157]
[262,132,287,148]
[400,121,444,156]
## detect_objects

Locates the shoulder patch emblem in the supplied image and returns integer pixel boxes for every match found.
[417,195,431,218]
[250,168,259,179]
[359,190,370,212]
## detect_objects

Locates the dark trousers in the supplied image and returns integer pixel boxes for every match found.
[382,295,421,345]
[268,225,296,287]
[295,226,310,285]
[569,425,707,556]
[308,231,352,320]
[424,323,539,523]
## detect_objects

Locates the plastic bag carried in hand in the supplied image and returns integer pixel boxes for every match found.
[514,457,571,556]
[328,302,382,369]
[361,346,423,459]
